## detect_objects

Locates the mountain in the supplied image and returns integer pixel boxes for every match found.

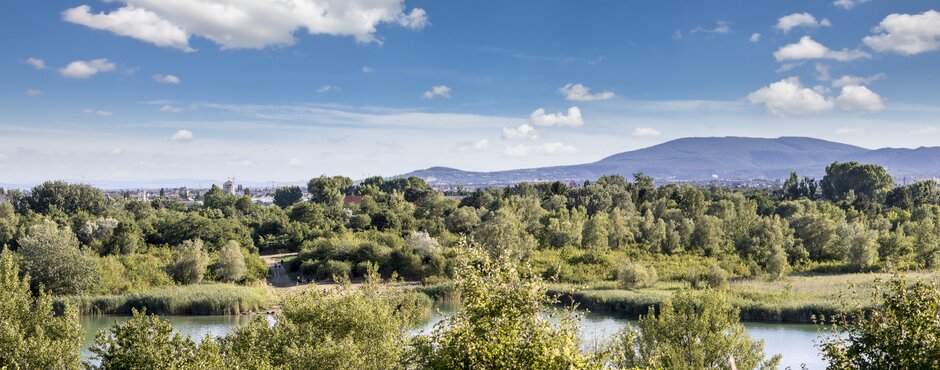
[399,137,940,186]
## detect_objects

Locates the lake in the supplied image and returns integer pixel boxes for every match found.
[80,301,827,369]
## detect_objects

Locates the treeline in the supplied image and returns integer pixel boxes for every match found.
[1,161,939,296]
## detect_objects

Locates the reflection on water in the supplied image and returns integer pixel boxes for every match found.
[80,301,827,369]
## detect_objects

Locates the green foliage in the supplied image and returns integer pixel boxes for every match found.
[410,246,600,369]
[18,220,99,294]
[839,222,879,272]
[168,239,209,284]
[61,283,271,315]
[608,289,780,370]
[821,161,895,209]
[89,309,225,370]
[213,240,247,283]
[24,180,107,215]
[274,185,303,208]
[0,249,84,369]
[819,277,940,369]
[308,175,353,207]
[617,261,658,290]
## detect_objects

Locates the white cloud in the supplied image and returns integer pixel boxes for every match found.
[501,124,539,140]
[815,63,831,81]
[748,77,886,115]
[832,73,886,87]
[84,108,114,117]
[25,89,43,97]
[774,36,870,62]
[502,142,577,157]
[457,139,489,152]
[161,105,183,113]
[631,128,661,137]
[749,33,761,42]
[317,85,341,93]
[776,12,831,33]
[863,10,940,56]
[25,57,46,70]
[833,0,870,10]
[171,129,194,142]
[62,0,428,51]
[421,85,451,99]
[748,77,835,115]
[361,66,375,73]
[559,83,614,101]
[691,21,732,35]
[152,74,181,84]
[835,127,867,136]
[528,106,583,127]
[835,85,885,112]
[288,157,305,166]
[58,58,116,79]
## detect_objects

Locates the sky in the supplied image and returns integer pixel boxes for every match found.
[2,0,940,184]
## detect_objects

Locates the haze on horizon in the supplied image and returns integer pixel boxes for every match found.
[2,1,939,183]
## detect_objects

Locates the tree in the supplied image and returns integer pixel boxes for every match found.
[169,239,209,284]
[819,277,940,369]
[24,181,107,215]
[0,249,84,369]
[17,221,99,294]
[273,186,303,208]
[608,289,780,369]
[410,246,599,369]
[617,261,658,289]
[581,212,610,251]
[90,309,224,370]
[820,162,894,208]
[214,241,247,283]
[0,201,18,247]
[307,176,352,207]
[839,222,879,271]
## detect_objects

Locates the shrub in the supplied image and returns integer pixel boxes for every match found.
[316,260,352,282]
[213,241,247,283]
[706,265,729,289]
[617,261,658,290]
[90,309,224,369]
[17,221,99,294]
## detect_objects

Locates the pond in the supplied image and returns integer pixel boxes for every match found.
[80,301,827,369]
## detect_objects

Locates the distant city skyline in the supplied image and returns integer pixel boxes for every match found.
[2,1,940,182]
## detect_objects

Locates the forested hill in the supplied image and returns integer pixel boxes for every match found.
[400,137,940,186]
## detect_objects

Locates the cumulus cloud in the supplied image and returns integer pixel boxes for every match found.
[25,89,43,97]
[421,85,451,99]
[171,129,194,142]
[503,143,577,157]
[835,85,885,112]
[59,58,116,79]
[62,0,428,51]
[25,57,46,70]
[528,107,583,127]
[161,105,183,113]
[501,124,539,140]
[631,128,661,137]
[317,85,341,93]
[776,12,831,33]
[84,108,114,117]
[559,83,614,101]
[288,158,306,166]
[748,77,886,115]
[457,139,489,152]
[750,33,761,42]
[832,73,886,87]
[748,77,835,115]
[774,36,870,62]
[863,10,940,55]
[833,0,871,10]
[691,20,732,35]
[153,74,181,84]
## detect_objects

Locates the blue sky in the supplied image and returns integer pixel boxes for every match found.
[1,0,939,183]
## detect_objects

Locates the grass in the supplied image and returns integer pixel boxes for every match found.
[546,272,940,323]
[58,283,274,315]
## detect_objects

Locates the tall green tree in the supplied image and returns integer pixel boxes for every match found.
[213,240,247,283]
[820,162,894,208]
[168,239,209,284]
[0,249,84,369]
[17,221,99,294]
[274,185,303,208]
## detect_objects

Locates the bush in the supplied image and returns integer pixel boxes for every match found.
[316,260,352,282]
[169,239,209,284]
[617,261,658,290]
[706,265,729,289]
[213,241,247,283]
[17,221,99,295]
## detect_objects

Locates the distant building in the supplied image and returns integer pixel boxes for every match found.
[222,178,236,195]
